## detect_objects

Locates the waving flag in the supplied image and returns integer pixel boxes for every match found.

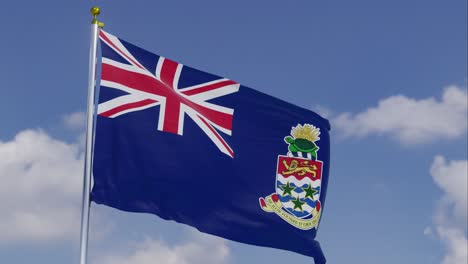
[92,29,331,264]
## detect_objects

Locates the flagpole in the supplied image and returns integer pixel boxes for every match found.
[79,7,103,264]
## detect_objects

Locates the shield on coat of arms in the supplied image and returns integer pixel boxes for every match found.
[276,155,323,219]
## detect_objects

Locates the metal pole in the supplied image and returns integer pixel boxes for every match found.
[79,6,102,264]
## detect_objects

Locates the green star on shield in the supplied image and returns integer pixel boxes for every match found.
[291,196,305,211]
[302,185,318,199]
[279,181,295,196]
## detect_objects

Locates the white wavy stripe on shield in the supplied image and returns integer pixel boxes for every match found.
[281,201,315,213]
[277,174,321,188]
[277,188,320,201]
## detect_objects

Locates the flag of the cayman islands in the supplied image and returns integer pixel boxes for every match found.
[91,30,331,264]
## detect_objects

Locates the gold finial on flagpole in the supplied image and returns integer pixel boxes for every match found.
[90,6,104,28]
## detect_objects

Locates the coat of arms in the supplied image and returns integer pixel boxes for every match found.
[259,124,323,230]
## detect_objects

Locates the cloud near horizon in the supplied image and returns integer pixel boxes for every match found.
[0,120,230,264]
[429,156,467,264]
[333,85,467,144]
[0,129,83,243]
[93,232,230,264]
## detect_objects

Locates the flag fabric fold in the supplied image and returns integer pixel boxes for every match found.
[91,29,330,264]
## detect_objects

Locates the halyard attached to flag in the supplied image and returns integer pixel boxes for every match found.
[91,29,331,264]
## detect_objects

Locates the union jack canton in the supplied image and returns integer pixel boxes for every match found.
[98,30,240,157]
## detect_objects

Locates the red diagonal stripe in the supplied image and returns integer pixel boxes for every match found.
[102,63,171,97]
[181,80,237,96]
[100,99,157,117]
[188,102,233,131]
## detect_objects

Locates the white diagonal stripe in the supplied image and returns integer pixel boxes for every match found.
[98,93,151,114]
[184,107,233,157]
[186,84,240,102]
[177,78,231,93]
[155,57,164,80]
[102,58,155,79]
[173,64,183,90]
[100,80,166,102]
[100,30,145,70]
[108,102,161,118]
[188,99,234,115]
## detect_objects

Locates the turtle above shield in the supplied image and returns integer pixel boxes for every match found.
[284,124,320,160]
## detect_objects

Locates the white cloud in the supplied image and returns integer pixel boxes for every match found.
[429,156,468,264]
[94,232,230,264]
[0,129,83,242]
[431,156,468,223]
[436,226,468,264]
[312,105,333,119]
[333,85,467,144]
[63,111,86,148]
[63,111,86,131]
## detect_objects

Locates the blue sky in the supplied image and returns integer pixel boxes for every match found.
[0,1,466,264]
